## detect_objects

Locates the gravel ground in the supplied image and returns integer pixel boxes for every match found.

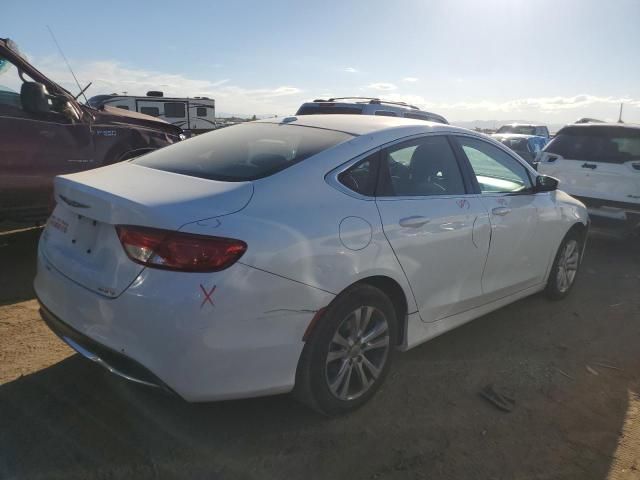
[1,228,639,480]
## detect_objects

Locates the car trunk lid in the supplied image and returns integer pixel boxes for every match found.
[41,162,253,297]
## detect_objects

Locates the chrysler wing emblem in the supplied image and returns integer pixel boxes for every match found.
[58,194,90,209]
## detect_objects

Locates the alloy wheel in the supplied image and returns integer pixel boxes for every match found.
[325,306,390,401]
[556,239,580,293]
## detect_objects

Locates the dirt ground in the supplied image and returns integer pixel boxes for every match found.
[1,228,639,480]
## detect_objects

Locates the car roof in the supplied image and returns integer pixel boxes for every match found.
[256,114,465,136]
[492,133,543,139]
[499,123,546,128]
[563,122,640,130]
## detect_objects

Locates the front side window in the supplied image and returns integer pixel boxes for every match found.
[378,136,466,197]
[134,122,353,181]
[457,137,532,194]
[164,102,186,118]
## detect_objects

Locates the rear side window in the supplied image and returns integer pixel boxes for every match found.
[197,107,207,117]
[374,110,398,117]
[296,105,363,115]
[545,126,640,163]
[133,123,353,181]
[338,153,379,196]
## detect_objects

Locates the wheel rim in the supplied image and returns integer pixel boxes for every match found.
[325,306,390,401]
[556,239,580,293]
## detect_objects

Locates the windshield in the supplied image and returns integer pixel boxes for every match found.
[497,125,536,135]
[133,122,353,181]
[545,126,640,163]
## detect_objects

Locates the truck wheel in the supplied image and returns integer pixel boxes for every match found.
[294,284,397,416]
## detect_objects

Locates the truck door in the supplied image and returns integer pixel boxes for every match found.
[0,56,94,221]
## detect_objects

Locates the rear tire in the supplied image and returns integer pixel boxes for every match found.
[545,230,583,300]
[294,284,397,416]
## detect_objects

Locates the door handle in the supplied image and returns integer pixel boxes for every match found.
[582,162,597,169]
[492,207,511,216]
[399,216,430,228]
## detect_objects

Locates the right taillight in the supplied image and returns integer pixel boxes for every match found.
[115,225,247,272]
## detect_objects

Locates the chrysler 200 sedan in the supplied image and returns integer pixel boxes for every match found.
[35,115,588,415]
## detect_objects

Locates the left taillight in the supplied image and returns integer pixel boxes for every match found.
[115,225,247,272]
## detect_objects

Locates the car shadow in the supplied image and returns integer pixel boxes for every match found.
[0,227,41,306]
[1,233,639,479]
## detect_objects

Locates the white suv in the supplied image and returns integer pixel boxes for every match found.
[296,97,448,124]
[538,123,640,234]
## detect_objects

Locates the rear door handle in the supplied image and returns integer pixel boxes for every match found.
[399,216,430,228]
[492,207,511,216]
[582,162,597,169]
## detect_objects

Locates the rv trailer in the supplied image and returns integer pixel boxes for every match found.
[87,91,216,135]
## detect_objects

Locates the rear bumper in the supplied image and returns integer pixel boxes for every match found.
[39,302,173,393]
[574,195,640,230]
[34,243,334,402]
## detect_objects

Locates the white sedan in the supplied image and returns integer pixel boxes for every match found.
[35,115,588,415]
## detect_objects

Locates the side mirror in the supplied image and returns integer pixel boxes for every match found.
[20,82,50,114]
[535,175,559,192]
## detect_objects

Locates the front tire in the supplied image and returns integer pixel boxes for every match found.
[294,284,397,416]
[545,230,583,300]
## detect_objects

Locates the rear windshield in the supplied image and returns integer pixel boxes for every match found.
[497,125,536,135]
[545,126,640,163]
[500,138,529,151]
[133,123,353,181]
[296,104,363,115]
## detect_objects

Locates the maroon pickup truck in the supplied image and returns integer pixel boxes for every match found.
[0,38,183,225]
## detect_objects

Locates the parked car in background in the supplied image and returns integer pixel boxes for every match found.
[538,123,640,235]
[491,133,547,165]
[88,92,216,136]
[296,97,448,124]
[496,123,550,140]
[0,38,183,225]
[36,115,588,415]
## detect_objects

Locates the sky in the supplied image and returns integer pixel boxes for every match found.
[3,0,640,124]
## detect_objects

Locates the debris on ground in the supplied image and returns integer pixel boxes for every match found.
[586,365,599,376]
[479,384,516,412]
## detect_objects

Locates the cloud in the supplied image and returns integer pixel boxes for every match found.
[30,55,302,115]
[438,95,634,113]
[402,77,419,82]
[366,82,397,91]
[344,67,358,73]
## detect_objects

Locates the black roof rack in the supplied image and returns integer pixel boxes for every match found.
[312,97,420,110]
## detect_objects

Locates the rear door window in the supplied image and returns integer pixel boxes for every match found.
[133,123,353,181]
[545,126,640,163]
[378,136,466,197]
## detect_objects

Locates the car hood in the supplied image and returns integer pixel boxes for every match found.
[91,105,183,137]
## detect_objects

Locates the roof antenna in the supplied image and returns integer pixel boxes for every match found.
[618,102,624,123]
[46,25,90,103]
